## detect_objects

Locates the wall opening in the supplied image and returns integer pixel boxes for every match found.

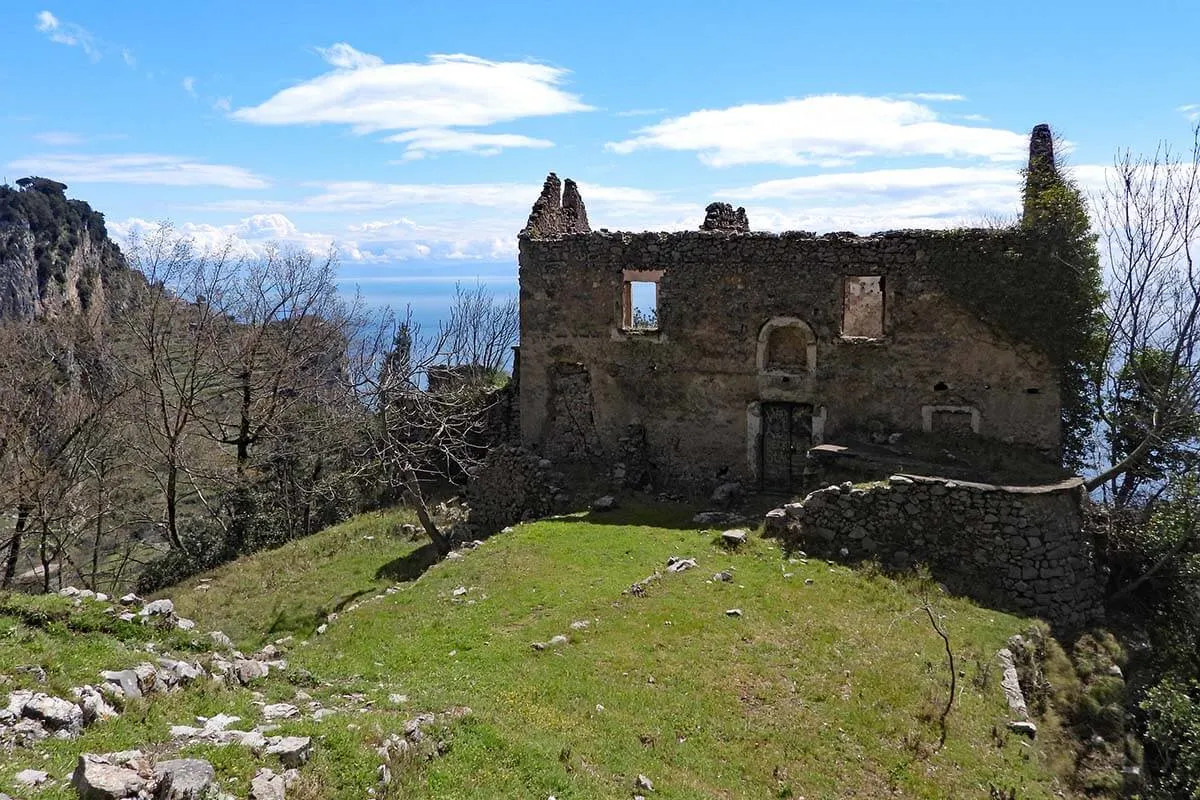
[621,270,663,331]
[757,317,817,375]
[842,275,884,338]
[765,324,812,372]
[922,405,981,436]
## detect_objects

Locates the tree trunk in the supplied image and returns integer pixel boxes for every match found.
[165,462,183,550]
[402,467,451,556]
[1,506,30,589]
[39,525,52,594]
[237,368,252,472]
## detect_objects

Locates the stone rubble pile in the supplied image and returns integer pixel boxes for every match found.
[376,706,472,787]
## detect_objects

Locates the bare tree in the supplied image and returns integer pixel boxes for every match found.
[352,298,511,557]
[0,315,123,591]
[119,227,234,549]
[198,246,356,473]
[442,282,518,380]
[1088,125,1200,505]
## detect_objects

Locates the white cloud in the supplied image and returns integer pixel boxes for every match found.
[32,131,86,146]
[316,42,383,70]
[8,153,270,189]
[202,180,662,216]
[606,94,1027,167]
[1179,104,1200,122]
[231,47,591,156]
[35,10,100,61]
[899,93,966,102]
[121,48,136,67]
[182,77,197,97]
[110,214,351,261]
[384,128,554,159]
[717,163,1115,234]
[725,166,1021,200]
[212,96,232,113]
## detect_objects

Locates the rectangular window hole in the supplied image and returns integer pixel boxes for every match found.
[624,280,659,330]
[842,276,884,338]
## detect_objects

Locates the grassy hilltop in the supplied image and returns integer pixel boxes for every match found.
[1,505,1085,799]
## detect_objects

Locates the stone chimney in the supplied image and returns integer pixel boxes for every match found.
[1023,123,1061,218]
[700,202,750,233]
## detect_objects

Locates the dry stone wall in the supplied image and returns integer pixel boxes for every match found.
[463,445,564,537]
[772,475,1102,629]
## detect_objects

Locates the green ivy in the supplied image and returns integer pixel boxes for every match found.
[927,162,1105,469]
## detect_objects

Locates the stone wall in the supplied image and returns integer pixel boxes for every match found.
[770,475,1102,629]
[518,225,1062,489]
[463,446,564,538]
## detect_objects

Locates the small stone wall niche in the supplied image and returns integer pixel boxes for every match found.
[767,475,1104,629]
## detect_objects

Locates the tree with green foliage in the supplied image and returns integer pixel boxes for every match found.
[1019,127,1107,470]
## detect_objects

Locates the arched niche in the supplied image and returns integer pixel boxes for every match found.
[757,317,817,375]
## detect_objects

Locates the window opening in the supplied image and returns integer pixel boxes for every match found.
[623,279,659,330]
[842,275,884,337]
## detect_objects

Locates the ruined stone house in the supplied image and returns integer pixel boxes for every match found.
[516,125,1067,490]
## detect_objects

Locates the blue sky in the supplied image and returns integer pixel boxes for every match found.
[3,0,1199,314]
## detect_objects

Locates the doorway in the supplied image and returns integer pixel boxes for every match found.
[759,401,813,490]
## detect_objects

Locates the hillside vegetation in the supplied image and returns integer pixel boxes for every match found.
[2,506,1083,799]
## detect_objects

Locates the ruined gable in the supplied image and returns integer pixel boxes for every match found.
[522,173,590,238]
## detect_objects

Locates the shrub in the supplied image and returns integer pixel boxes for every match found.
[1140,678,1200,799]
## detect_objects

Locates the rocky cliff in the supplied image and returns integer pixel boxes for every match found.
[0,177,132,321]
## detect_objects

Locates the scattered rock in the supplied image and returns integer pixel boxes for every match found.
[725,608,743,617]
[591,495,618,512]
[71,752,152,800]
[997,648,1029,721]
[713,570,733,582]
[5,689,34,717]
[1008,720,1038,738]
[249,768,286,800]
[266,735,313,767]
[262,703,300,720]
[763,508,788,536]
[175,617,196,631]
[208,630,236,650]
[720,529,748,548]
[635,773,655,792]
[23,692,84,735]
[15,768,49,787]
[140,598,175,618]
[531,634,570,651]
[665,556,697,573]
[72,685,118,725]
[233,658,270,685]
[155,758,215,800]
[569,619,590,630]
[119,593,142,605]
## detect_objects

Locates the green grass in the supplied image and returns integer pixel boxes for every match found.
[2,504,1079,799]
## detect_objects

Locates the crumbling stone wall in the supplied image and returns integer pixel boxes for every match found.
[463,446,564,537]
[518,226,1061,488]
[516,126,1072,492]
[773,475,1102,628]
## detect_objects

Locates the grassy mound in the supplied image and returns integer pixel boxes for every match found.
[2,505,1078,798]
